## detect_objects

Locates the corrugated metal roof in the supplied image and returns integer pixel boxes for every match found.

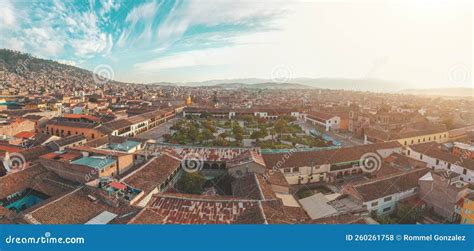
[71,157,115,169]
[85,211,117,224]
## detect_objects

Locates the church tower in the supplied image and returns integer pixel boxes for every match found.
[186,95,192,106]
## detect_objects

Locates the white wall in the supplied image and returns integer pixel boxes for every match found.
[407,147,473,183]
[364,187,418,215]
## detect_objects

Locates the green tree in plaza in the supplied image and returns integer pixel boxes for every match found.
[243,115,254,125]
[201,128,214,142]
[174,133,186,144]
[232,122,244,136]
[218,131,228,139]
[274,119,289,136]
[202,120,216,133]
[251,128,268,140]
[187,124,199,144]
[270,128,277,141]
[234,132,244,144]
[170,120,185,131]
[232,122,244,145]
[214,137,229,146]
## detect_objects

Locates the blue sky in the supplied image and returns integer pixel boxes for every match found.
[0,0,471,87]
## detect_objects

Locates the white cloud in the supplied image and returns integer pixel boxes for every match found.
[4,37,25,52]
[131,1,471,86]
[0,0,16,29]
[156,0,287,43]
[57,59,77,66]
[117,0,161,47]
[1,0,114,59]
[100,0,120,15]
[135,48,226,71]
[23,27,65,56]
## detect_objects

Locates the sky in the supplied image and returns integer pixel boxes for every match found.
[0,0,472,88]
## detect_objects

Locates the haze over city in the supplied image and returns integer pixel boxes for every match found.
[0,0,472,89]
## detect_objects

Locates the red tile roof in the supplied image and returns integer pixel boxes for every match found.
[122,154,181,194]
[307,111,336,121]
[263,141,402,169]
[14,131,36,139]
[110,181,127,190]
[346,168,429,202]
[0,144,22,154]
[63,114,100,122]
[129,193,266,224]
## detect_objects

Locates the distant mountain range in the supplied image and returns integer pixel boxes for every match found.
[1,49,472,96]
[399,87,474,97]
[213,82,312,89]
[182,77,403,92]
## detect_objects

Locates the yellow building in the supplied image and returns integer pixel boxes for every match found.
[397,131,450,146]
[460,194,474,224]
[186,95,192,106]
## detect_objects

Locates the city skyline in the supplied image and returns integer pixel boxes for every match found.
[0,0,472,88]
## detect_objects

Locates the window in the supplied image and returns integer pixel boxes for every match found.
[448,163,451,169]
[420,154,423,160]
[371,201,378,207]
[404,141,407,146]
[436,159,439,165]
[463,169,467,175]
[411,140,414,144]
[418,139,421,143]
[434,136,436,140]
[91,133,95,139]
[407,150,411,155]
[384,196,392,202]
[383,207,391,212]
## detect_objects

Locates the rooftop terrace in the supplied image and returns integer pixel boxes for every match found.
[71,157,116,170]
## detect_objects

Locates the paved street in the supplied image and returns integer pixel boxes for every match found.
[297,119,364,147]
[136,117,180,142]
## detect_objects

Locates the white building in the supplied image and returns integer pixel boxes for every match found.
[343,168,429,215]
[406,142,474,183]
[304,111,340,131]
